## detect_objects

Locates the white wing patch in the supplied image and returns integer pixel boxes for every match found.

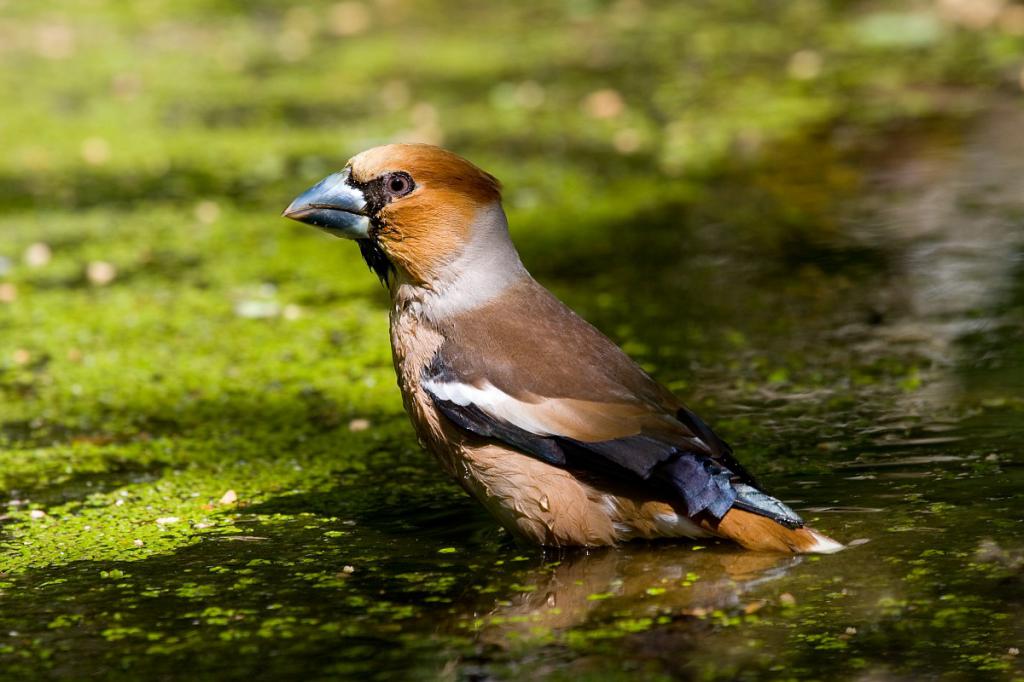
[422,378,557,436]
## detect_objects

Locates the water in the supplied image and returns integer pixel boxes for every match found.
[2,108,1023,681]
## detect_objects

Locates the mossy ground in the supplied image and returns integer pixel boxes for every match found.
[1,1,1023,679]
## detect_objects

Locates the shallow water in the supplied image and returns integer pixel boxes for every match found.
[3,106,1024,682]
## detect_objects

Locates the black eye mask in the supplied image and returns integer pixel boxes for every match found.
[344,169,403,284]
[345,169,415,228]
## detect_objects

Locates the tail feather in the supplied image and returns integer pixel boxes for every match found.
[707,508,843,554]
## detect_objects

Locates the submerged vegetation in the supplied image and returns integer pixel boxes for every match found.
[0,0,1023,679]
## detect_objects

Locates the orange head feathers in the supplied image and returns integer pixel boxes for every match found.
[284,144,503,285]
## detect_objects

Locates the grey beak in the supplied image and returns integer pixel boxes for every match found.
[282,168,371,239]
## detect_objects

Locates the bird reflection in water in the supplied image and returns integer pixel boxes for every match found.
[474,545,800,646]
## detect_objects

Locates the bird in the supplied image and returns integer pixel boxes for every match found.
[283,144,843,553]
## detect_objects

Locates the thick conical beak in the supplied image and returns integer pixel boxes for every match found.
[282,168,370,239]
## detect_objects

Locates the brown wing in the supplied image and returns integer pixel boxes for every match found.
[425,278,798,525]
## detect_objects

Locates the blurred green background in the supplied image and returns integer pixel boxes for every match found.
[1,1,1023,680]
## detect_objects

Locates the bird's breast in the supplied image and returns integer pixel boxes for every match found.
[389,304,473,482]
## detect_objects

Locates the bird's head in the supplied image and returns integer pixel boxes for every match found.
[283,144,507,287]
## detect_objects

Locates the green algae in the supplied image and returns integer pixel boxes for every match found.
[1,0,1024,680]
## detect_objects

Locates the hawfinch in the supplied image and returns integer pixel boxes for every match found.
[284,144,842,553]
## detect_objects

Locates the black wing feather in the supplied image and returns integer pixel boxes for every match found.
[433,398,567,466]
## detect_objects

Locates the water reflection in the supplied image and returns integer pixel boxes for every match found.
[853,101,1024,409]
[872,102,1024,321]
[477,547,801,646]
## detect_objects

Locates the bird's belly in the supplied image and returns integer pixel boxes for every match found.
[446,442,619,546]
[432,439,713,548]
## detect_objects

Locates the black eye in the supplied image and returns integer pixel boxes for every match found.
[385,172,414,198]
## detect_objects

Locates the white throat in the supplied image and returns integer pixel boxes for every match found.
[391,202,528,323]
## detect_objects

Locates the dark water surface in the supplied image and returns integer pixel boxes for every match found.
[2,108,1023,681]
